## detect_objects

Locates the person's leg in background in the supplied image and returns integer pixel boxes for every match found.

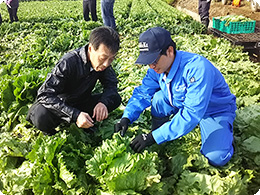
[199,113,236,166]
[83,0,90,21]
[0,13,2,25]
[89,0,97,21]
[13,7,18,22]
[101,0,116,29]
[7,7,14,23]
[198,0,211,28]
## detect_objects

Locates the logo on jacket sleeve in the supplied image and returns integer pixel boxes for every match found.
[175,84,186,92]
[190,77,196,83]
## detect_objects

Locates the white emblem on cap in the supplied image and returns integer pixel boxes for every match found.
[139,42,149,51]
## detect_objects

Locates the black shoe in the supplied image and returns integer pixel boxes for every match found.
[42,130,57,136]
[201,18,209,28]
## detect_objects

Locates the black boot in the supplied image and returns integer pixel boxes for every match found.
[201,17,209,28]
[151,116,169,131]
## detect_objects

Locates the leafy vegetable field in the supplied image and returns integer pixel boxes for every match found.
[0,0,260,194]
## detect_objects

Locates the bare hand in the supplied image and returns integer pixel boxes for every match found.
[93,102,108,122]
[76,112,94,128]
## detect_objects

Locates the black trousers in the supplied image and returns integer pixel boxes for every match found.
[198,0,211,20]
[7,7,19,22]
[26,94,120,135]
[83,0,97,21]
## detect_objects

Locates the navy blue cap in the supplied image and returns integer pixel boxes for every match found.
[135,27,173,65]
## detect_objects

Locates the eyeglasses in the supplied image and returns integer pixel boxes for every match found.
[150,55,161,67]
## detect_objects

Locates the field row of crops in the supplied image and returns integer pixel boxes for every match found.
[0,0,260,194]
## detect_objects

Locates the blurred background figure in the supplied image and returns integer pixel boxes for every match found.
[6,0,19,23]
[0,0,5,24]
[198,0,211,28]
[83,0,97,21]
[101,0,116,30]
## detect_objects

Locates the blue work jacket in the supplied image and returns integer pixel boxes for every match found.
[122,50,236,144]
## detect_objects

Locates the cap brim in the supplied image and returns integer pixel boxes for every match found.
[135,51,161,65]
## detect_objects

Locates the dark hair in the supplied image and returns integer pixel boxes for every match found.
[160,40,176,56]
[89,26,120,54]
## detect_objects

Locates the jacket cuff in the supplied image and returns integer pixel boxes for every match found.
[122,113,133,124]
[72,109,81,122]
[152,130,166,145]
[99,100,108,109]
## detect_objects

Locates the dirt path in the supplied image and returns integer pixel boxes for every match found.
[172,0,260,62]
[173,0,260,27]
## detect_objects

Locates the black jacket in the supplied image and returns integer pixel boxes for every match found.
[37,44,121,123]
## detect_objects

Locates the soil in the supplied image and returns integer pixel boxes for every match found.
[172,0,260,27]
[172,0,260,62]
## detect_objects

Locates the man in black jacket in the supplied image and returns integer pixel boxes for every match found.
[27,26,121,135]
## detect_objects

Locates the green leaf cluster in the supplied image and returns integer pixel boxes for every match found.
[1,128,95,195]
[215,15,254,26]
[86,133,161,194]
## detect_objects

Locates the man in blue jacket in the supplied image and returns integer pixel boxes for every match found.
[115,27,236,167]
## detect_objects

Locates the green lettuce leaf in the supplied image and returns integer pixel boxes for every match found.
[86,133,161,193]
[234,104,260,140]
[176,169,253,195]
[0,132,29,171]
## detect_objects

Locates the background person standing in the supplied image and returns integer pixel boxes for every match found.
[83,0,97,22]
[6,0,19,23]
[198,0,211,28]
[0,13,2,24]
[0,0,4,24]
[101,0,116,30]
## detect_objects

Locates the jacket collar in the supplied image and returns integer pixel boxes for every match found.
[79,44,94,72]
[161,50,181,83]
[79,44,89,65]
